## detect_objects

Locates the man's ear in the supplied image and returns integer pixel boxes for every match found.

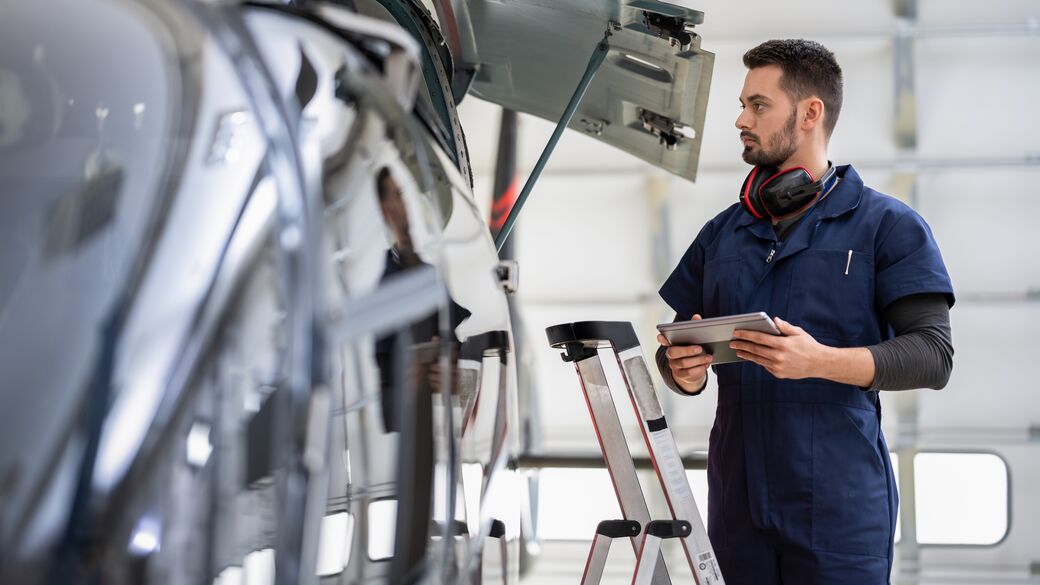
[801,97,825,131]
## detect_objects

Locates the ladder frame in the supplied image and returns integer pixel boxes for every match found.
[546,321,724,585]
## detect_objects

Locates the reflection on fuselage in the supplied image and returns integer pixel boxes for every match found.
[0,2,522,583]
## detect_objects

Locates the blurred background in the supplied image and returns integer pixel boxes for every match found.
[457,1,1040,583]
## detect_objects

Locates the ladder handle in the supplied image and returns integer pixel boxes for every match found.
[595,520,642,538]
[645,520,692,539]
[432,519,469,536]
[545,321,640,353]
[460,330,511,361]
[489,519,506,539]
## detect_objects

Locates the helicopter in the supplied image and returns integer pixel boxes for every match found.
[0,0,713,583]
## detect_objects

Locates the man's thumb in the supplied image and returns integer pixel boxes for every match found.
[774,317,796,334]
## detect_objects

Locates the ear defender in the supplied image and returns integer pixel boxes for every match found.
[739,165,777,219]
[739,164,836,220]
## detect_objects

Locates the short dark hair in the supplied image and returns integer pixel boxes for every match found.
[743,39,843,139]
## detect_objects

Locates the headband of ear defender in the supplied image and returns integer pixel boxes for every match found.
[739,164,837,221]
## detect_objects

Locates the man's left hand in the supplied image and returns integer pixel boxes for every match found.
[730,317,827,380]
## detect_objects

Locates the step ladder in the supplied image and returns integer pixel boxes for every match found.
[546,321,724,585]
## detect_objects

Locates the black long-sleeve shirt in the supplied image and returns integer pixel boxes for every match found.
[656,293,953,395]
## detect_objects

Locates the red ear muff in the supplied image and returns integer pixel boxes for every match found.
[739,165,777,219]
[758,166,815,218]
[739,164,836,220]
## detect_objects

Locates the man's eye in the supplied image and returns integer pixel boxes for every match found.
[754,103,765,112]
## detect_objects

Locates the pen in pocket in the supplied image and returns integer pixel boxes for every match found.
[845,250,853,275]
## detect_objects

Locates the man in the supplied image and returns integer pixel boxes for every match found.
[656,40,954,584]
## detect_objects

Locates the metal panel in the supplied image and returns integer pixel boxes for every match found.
[457,0,714,180]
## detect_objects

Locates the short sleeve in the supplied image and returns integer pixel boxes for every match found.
[659,224,712,319]
[875,209,955,311]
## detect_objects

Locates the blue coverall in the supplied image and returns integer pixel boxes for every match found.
[660,165,954,584]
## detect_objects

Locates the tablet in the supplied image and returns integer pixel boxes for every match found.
[656,312,781,365]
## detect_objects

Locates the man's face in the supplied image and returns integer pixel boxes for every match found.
[735,65,800,167]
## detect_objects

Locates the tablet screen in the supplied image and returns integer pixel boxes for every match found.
[656,312,779,364]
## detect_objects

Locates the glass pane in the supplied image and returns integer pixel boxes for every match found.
[914,452,1009,545]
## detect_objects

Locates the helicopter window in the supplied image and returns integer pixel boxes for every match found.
[367,499,397,561]
[316,511,355,576]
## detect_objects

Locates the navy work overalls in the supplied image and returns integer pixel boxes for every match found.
[660,165,954,584]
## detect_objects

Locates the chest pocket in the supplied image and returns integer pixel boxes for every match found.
[788,249,875,345]
[703,255,744,317]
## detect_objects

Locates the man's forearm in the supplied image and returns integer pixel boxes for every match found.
[868,294,954,390]
[823,294,953,391]
[730,296,952,389]
[818,345,876,388]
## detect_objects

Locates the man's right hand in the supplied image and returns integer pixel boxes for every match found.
[657,314,713,394]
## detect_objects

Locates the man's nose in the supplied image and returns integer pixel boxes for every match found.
[735,108,751,131]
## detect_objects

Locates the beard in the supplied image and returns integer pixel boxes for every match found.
[742,107,799,167]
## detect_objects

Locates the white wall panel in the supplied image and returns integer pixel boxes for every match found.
[916,36,1040,160]
[515,174,654,302]
[917,303,1040,430]
[664,172,743,260]
[826,39,899,164]
[918,0,1040,27]
[690,0,895,39]
[917,168,1040,294]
